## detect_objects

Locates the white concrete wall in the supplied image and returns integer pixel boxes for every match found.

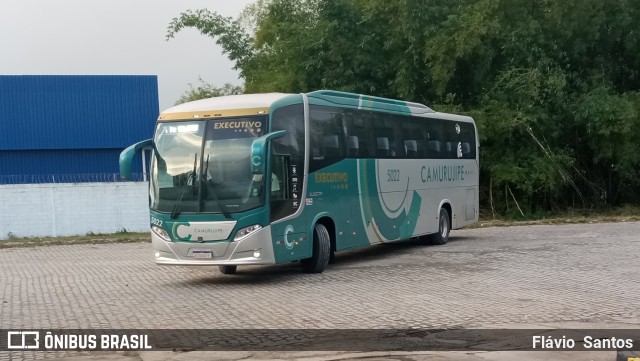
[0,182,150,239]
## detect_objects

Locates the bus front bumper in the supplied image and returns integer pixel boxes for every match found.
[152,225,276,266]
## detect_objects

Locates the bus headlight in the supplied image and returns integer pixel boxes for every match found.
[234,224,262,241]
[152,226,171,242]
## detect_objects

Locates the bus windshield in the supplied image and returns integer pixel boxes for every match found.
[150,116,267,215]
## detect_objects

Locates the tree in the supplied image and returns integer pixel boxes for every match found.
[167,0,640,215]
[175,79,243,105]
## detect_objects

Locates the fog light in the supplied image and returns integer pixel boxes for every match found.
[154,252,160,258]
[253,250,261,258]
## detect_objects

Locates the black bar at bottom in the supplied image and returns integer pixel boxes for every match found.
[1,329,638,352]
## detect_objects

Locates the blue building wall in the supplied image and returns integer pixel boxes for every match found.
[0,75,158,183]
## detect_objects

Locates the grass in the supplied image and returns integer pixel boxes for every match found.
[2,206,639,249]
[0,232,150,249]
[473,205,640,228]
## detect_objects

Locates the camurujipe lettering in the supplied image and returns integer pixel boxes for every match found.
[421,165,464,183]
[214,121,262,129]
[193,228,224,234]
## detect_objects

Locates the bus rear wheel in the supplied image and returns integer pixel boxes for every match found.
[428,207,450,245]
[219,265,237,274]
[301,223,331,273]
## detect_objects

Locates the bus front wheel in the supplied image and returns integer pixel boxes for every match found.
[219,265,237,274]
[428,208,450,245]
[301,223,331,273]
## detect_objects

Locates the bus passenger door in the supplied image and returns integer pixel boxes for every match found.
[268,102,311,263]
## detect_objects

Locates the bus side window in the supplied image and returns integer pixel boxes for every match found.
[347,136,359,157]
[324,135,341,157]
[404,140,417,158]
[428,140,442,158]
[458,122,477,159]
[446,142,455,158]
[462,142,471,156]
[376,137,390,157]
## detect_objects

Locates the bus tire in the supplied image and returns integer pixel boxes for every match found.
[219,265,237,274]
[428,207,450,245]
[301,223,331,273]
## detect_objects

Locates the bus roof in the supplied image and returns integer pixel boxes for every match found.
[306,90,435,115]
[158,90,473,123]
[158,93,291,121]
[306,90,474,123]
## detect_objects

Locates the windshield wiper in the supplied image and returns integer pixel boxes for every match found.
[170,153,197,219]
[202,154,232,219]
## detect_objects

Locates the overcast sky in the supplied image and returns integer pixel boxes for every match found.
[1,0,255,110]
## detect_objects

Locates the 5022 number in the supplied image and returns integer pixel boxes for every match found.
[387,169,400,182]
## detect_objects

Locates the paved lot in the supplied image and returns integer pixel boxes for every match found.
[1,221,639,360]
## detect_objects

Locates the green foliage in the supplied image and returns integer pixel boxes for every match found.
[175,79,244,105]
[168,0,640,216]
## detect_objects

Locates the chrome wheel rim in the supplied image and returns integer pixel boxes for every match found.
[440,213,449,238]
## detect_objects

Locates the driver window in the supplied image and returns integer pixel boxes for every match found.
[270,153,288,201]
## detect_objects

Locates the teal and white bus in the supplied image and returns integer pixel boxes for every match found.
[120,90,478,274]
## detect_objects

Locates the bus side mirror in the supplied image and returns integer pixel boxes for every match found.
[119,139,153,180]
[251,130,286,174]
